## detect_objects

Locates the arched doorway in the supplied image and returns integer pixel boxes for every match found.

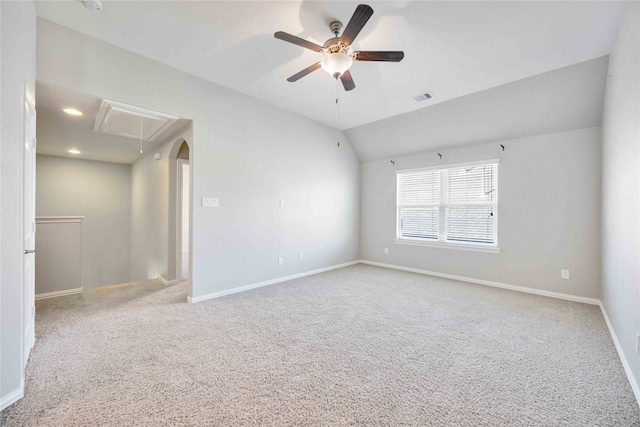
[169,138,191,285]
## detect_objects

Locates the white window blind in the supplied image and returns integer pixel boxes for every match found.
[397,161,498,248]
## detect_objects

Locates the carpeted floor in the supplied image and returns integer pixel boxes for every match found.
[2,264,639,426]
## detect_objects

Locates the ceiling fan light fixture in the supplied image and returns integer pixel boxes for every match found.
[321,53,353,79]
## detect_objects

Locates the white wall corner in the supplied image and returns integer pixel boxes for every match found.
[599,303,640,407]
[0,386,24,412]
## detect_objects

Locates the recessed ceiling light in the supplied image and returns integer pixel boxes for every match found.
[68,149,81,154]
[63,108,83,116]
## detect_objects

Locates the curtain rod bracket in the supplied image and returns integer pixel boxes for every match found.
[500,144,505,151]
[438,153,442,159]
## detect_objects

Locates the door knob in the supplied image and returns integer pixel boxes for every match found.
[25,249,35,254]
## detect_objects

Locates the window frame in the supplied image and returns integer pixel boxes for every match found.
[395,159,500,254]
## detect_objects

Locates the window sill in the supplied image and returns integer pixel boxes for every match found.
[394,238,500,254]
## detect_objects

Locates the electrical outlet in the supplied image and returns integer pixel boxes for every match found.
[278,257,284,266]
[384,248,389,254]
[299,253,303,262]
[279,199,285,207]
[560,269,570,279]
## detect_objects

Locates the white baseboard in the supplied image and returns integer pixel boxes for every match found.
[157,275,177,286]
[35,287,83,300]
[1,386,24,411]
[359,260,600,305]
[188,260,360,303]
[599,303,640,407]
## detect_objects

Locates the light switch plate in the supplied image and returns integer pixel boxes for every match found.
[202,197,218,208]
[560,269,570,279]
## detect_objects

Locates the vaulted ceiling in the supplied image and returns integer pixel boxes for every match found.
[35,1,625,131]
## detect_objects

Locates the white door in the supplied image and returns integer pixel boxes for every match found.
[23,86,36,367]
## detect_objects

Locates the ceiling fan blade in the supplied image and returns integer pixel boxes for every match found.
[340,4,374,45]
[274,31,323,52]
[353,51,405,62]
[340,70,355,91]
[287,62,322,82]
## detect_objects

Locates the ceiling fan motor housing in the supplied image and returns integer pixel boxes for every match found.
[323,38,350,54]
[329,20,343,37]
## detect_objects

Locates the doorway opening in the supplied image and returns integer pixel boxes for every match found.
[33,82,193,301]
[172,140,190,284]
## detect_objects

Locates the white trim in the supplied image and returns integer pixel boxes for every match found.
[24,318,35,366]
[157,275,177,286]
[599,303,640,407]
[396,158,500,174]
[176,158,190,285]
[395,238,500,253]
[359,260,600,305]
[35,287,83,300]
[188,261,360,303]
[35,216,84,224]
[0,386,24,411]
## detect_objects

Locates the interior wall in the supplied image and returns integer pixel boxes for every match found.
[182,164,190,250]
[601,1,640,395]
[360,127,602,299]
[0,0,36,408]
[36,155,132,289]
[37,19,361,300]
[129,126,191,283]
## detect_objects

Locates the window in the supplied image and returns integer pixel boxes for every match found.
[396,160,499,253]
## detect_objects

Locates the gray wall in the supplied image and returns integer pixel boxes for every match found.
[601,1,640,393]
[0,0,36,408]
[361,127,602,299]
[35,220,82,295]
[31,17,361,299]
[36,155,132,289]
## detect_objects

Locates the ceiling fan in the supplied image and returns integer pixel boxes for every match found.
[274,4,404,91]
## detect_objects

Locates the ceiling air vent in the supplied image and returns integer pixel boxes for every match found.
[413,92,434,102]
[93,100,179,141]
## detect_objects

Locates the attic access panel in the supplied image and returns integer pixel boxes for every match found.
[93,99,179,141]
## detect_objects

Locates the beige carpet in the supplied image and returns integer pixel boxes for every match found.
[2,264,639,426]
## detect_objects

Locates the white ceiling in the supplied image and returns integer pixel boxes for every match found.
[35,1,625,130]
[36,82,190,164]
